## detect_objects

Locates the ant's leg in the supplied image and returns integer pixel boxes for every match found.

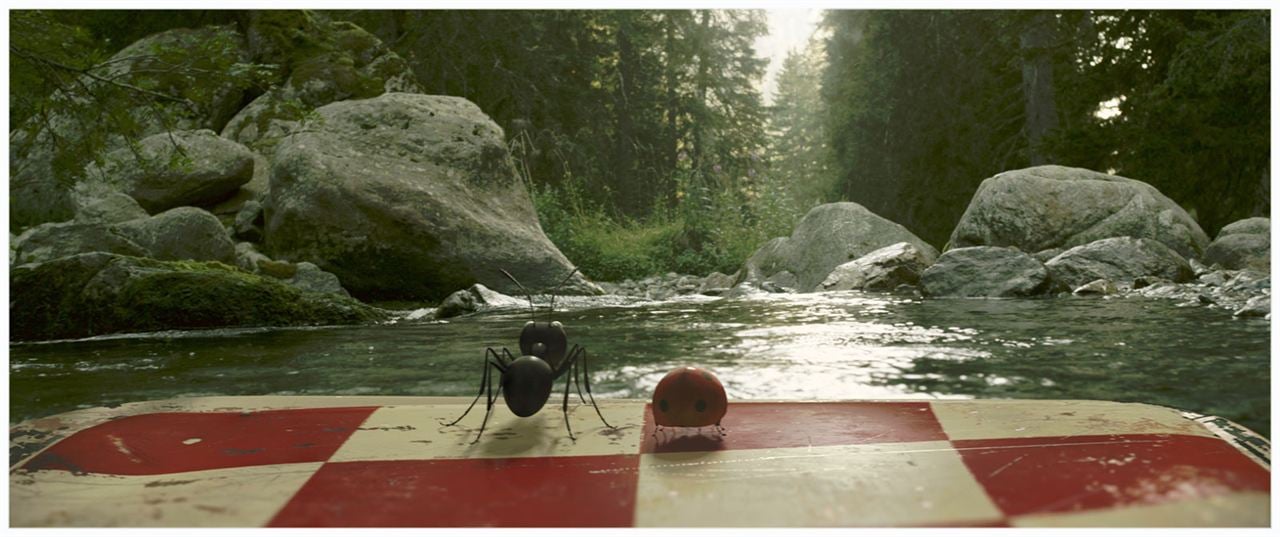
[561,360,576,441]
[472,358,502,444]
[501,347,517,362]
[576,346,615,429]
[550,345,586,405]
[568,344,587,405]
[445,348,502,426]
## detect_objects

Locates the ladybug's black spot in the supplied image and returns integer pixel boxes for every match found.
[695,399,707,412]
[659,399,669,412]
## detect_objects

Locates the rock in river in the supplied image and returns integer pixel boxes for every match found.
[1044,237,1193,291]
[949,165,1210,259]
[817,242,936,292]
[1204,217,1269,272]
[437,283,527,319]
[921,246,1049,298]
[10,252,387,341]
[737,202,938,292]
[264,92,598,301]
[12,206,234,267]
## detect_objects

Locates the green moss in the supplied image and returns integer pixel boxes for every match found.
[11,253,115,341]
[10,254,387,341]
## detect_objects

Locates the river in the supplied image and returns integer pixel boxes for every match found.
[9,292,1271,437]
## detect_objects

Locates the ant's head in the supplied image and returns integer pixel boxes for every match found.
[520,320,568,364]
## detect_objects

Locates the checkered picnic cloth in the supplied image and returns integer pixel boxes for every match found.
[9,397,1271,527]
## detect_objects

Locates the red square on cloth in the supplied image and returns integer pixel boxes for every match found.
[269,454,640,527]
[640,401,948,453]
[953,433,1271,517]
[22,407,377,476]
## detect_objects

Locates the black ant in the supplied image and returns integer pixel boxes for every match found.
[443,268,614,443]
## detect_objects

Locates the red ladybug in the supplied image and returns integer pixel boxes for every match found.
[651,366,728,434]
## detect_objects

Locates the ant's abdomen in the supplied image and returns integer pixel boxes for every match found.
[501,356,554,417]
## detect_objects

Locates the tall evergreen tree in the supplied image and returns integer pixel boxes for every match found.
[822,10,1027,246]
[768,35,835,209]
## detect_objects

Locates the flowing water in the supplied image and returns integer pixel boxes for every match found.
[9,292,1272,437]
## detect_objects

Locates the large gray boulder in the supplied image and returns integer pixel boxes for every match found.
[949,165,1210,259]
[69,182,149,224]
[1204,217,1269,271]
[921,246,1049,298]
[736,202,938,292]
[10,206,234,266]
[98,26,250,134]
[1045,237,1193,291]
[265,92,598,300]
[116,207,236,264]
[222,15,422,155]
[11,221,149,267]
[817,242,936,292]
[10,252,387,341]
[10,25,248,228]
[86,130,254,214]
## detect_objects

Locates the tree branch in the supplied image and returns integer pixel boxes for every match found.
[10,45,197,111]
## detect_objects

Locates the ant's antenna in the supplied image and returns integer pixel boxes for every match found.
[499,268,536,321]
[548,267,580,315]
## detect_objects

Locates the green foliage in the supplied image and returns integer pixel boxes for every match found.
[10,11,275,227]
[532,158,801,281]
[822,11,1028,247]
[1047,10,1270,234]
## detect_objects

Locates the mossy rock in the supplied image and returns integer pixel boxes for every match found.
[101,24,250,134]
[10,25,249,229]
[222,13,420,153]
[241,10,328,75]
[10,252,388,341]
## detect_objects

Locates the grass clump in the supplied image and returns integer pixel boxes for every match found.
[532,166,803,282]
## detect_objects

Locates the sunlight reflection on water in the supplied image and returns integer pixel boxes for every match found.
[9,290,1271,435]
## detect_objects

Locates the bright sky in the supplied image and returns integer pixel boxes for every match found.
[756,9,824,106]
